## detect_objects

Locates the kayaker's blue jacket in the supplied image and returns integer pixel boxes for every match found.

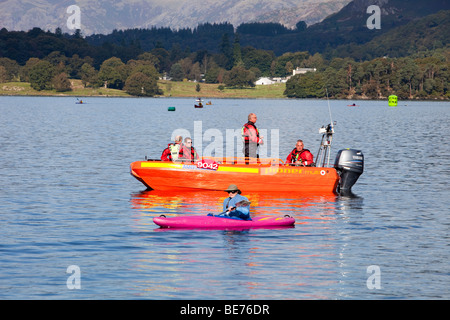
[222,194,251,220]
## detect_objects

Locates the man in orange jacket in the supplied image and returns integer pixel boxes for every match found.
[286,139,314,166]
[242,113,264,161]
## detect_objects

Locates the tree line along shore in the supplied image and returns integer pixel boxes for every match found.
[1,49,448,100]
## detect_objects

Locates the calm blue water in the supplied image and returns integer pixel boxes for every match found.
[0,96,448,300]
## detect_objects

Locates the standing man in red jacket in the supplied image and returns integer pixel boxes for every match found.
[242,113,264,162]
[286,139,314,166]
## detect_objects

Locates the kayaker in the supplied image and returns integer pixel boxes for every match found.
[179,137,198,161]
[242,113,263,162]
[161,135,184,161]
[286,139,314,166]
[222,184,251,220]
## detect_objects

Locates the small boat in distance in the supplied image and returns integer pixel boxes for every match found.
[195,97,203,108]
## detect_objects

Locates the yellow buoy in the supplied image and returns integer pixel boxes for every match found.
[388,95,398,107]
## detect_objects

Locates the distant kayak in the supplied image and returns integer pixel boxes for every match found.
[347,104,359,107]
[153,214,295,229]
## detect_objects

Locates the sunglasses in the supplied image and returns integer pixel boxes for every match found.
[228,191,237,194]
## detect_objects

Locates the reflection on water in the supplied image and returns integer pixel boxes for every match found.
[130,190,225,215]
[130,189,342,226]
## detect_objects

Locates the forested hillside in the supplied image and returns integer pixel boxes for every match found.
[0,2,448,99]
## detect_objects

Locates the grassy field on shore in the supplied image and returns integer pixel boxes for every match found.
[159,80,286,99]
[0,79,287,99]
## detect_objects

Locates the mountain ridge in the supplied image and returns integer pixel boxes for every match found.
[0,0,351,35]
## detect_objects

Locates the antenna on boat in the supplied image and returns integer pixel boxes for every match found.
[315,88,336,167]
[326,88,334,133]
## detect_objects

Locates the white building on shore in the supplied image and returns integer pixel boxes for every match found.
[255,68,317,85]
[255,77,276,85]
[292,67,317,75]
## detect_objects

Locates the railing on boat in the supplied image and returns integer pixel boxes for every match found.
[202,156,285,166]
[144,156,286,166]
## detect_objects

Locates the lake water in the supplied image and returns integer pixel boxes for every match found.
[0,96,448,300]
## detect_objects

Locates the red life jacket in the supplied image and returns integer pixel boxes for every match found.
[161,143,184,161]
[286,148,314,166]
[242,121,262,144]
[180,145,198,161]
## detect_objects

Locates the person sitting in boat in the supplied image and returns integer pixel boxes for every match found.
[161,135,184,161]
[286,139,314,166]
[179,137,198,161]
[222,184,251,220]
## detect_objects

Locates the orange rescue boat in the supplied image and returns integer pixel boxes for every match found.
[130,157,340,193]
[130,123,364,195]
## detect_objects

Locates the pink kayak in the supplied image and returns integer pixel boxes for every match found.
[153,215,295,229]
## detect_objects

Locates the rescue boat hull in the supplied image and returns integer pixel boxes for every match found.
[130,160,340,193]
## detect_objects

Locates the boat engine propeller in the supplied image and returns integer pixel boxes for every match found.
[334,149,364,195]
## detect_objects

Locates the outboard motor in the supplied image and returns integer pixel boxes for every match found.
[334,149,364,195]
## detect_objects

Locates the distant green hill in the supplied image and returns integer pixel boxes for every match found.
[238,0,450,55]
[328,10,450,60]
[313,0,449,32]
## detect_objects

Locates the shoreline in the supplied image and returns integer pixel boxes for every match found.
[1,80,448,101]
[2,94,448,102]
[1,93,448,101]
